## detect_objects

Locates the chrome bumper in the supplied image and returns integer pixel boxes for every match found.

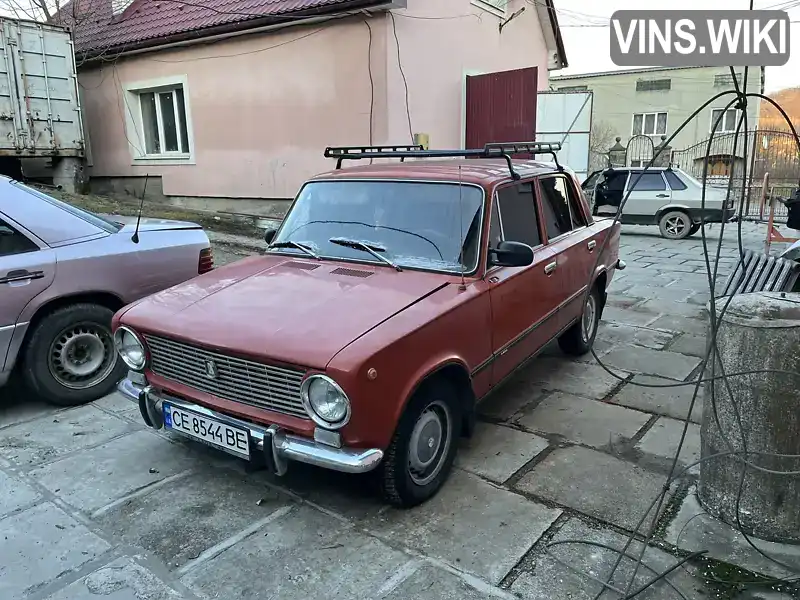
[117,377,383,475]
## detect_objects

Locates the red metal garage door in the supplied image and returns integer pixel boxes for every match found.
[465,67,538,154]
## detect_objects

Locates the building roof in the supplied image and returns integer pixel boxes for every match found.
[60,0,391,57]
[551,66,726,81]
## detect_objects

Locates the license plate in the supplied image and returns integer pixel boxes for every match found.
[163,403,250,459]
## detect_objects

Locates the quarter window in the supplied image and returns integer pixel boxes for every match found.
[664,171,688,190]
[494,183,541,248]
[0,218,38,257]
[539,175,581,239]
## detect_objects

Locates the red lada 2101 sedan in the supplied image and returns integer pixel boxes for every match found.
[114,142,624,507]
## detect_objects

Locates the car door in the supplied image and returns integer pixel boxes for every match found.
[623,171,671,220]
[0,215,56,370]
[486,180,560,386]
[537,174,597,330]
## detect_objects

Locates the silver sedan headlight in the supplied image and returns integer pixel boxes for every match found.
[300,375,351,429]
[113,326,147,371]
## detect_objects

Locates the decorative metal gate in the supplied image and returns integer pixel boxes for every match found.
[625,135,655,167]
[671,129,800,222]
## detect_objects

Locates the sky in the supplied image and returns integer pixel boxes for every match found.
[554,0,800,93]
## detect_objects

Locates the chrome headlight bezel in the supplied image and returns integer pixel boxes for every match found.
[113,325,147,371]
[300,374,351,430]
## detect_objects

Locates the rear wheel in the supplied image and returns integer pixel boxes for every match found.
[379,379,461,508]
[558,286,601,356]
[658,210,692,240]
[22,304,126,406]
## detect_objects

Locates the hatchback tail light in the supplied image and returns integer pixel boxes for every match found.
[198,247,214,274]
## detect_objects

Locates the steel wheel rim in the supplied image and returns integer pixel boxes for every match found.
[407,400,452,486]
[665,214,687,238]
[582,294,597,343]
[48,322,117,390]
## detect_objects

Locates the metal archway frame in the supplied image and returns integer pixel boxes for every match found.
[626,134,656,167]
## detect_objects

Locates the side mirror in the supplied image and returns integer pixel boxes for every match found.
[489,241,534,268]
[264,228,277,244]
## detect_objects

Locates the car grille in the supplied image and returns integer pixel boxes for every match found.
[143,334,309,419]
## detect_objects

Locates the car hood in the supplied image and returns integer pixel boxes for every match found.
[121,255,449,369]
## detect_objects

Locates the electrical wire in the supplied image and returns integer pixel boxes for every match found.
[554,21,800,595]
[388,11,414,144]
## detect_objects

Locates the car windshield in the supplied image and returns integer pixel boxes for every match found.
[271,180,484,273]
[12,182,124,233]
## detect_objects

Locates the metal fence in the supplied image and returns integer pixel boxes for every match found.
[671,129,799,222]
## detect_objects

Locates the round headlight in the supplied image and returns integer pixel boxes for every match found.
[301,375,350,428]
[113,326,146,370]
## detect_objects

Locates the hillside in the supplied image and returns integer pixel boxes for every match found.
[760,87,800,130]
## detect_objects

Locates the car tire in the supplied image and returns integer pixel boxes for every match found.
[658,210,692,240]
[379,378,461,508]
[22,303,125,407]
[558,285,602,356]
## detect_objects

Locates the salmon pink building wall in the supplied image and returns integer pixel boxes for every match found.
[79,0,552,204]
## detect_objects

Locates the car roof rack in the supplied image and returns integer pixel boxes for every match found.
[323,141,563,180]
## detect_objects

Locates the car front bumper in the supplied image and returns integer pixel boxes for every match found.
[117,377,384,476]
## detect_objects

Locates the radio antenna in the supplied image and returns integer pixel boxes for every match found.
[457,165,466,292]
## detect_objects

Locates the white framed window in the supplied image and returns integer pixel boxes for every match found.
[710,108,740,134]
[123,75,195,165]
[632,112,668,136]
[471,0,505,16]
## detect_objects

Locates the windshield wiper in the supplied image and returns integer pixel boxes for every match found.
[329,237,402,272]
[268,240,320,260]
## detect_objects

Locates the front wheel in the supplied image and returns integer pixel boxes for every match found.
[22,303,126,406]
[659,210,692,240]
[558,286,601,356]
[379,379,461,508]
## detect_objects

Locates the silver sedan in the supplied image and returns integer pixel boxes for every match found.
[0,178,212,406]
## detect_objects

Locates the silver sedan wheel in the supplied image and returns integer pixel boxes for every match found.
[48,322,117,390]
[660,211,691,239]
[407,400,453,486]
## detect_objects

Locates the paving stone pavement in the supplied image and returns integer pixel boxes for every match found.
[0,223,796,600]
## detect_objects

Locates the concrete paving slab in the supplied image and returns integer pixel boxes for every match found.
[623,285,700,302]
[609,375,704,424]
[668,333,708,358]
[636,417,701,472]
[523,357,628,400]
[28,430,198,513]
[516,392,650,449]
[42,557,183,600]
[515,446,671,532]
[476,364,548,422]
[636,299,708,319]
[596,323,674,350]
[368,470,561,584]
[0,406,133,467]
[0,468,40,517]
[648,315,708,335]
[95,468,291,570]
[602,306,660,327]
[181,504,410,599]
[383,563,507,600]
[0,502,111,600]
[455,422,549,484]
[93,392,143,421]
[511,517,704,600]
[0,393,61,430]
[601,346,702,380]
[665,489,800,579]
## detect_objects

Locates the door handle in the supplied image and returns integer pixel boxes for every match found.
[588,240,597,252]
[0,269,44,284]
[656,193,669,198]
[544,261,557,275]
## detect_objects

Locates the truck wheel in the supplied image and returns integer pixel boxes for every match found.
[558,286,601,356]
[658,210,692,240]
[22,304,125,407]
[379,379,461,508]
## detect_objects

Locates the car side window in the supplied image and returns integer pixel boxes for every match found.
[0,218,38,257]
[559,176,587,229]
[539,176,574,239]
[664,171,688,190]
[630,172,667,191]
[494,182,541,248]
